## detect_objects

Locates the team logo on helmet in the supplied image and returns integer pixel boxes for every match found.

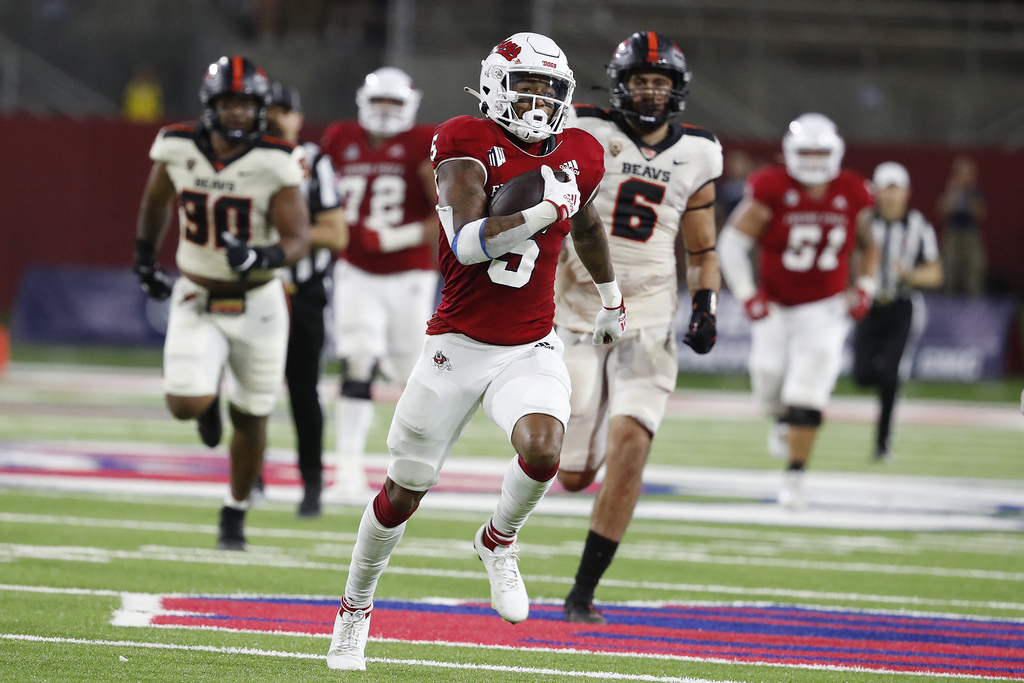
[493,40,522,61]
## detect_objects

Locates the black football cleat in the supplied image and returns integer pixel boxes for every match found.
[197,395,223,448]
[216,505,247,551]
[564,598,607,625]
[296,481,322,519]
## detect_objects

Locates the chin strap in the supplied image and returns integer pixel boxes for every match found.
[464,86,483,102]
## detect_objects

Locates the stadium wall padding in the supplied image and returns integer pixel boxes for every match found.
[1,114,1022,315]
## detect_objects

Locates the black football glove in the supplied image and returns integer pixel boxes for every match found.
[133,239,173,300]
[223,233,285,277]
[682,289,717,355]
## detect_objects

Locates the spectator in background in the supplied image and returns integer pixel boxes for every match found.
[715,149,755,228]
[936,155,986,298]
[853,162,942,463]
[265,83,348,518]
[122,63,164,123]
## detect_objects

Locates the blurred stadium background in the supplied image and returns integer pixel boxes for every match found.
[1,0,1023,383]
[2,4,1023,680]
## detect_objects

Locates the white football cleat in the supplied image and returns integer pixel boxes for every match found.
[777,469,806,510]
[474,524,529,623]
[767,421,789,460]
[326,606,371,671]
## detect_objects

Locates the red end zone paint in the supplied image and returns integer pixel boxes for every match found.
[118,595,1024,679]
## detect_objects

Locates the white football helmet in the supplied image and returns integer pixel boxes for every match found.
[782,113,845,186]
[356,67,422,138]
[474,32,576,143]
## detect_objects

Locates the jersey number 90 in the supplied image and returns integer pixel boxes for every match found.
[181,190,253,247]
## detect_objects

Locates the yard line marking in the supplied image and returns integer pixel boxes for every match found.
[3,509,1023,580]
[0,634,734,682]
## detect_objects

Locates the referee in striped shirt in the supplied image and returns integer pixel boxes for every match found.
[853,162,943,462]
[266,84,348,517]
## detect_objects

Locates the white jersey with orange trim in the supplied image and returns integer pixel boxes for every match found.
[556,105,723,331]
[149,122,306,282]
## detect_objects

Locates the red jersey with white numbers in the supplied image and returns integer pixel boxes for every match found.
[748,165,873,306]
[320,121,435,274]
[428,115,605,345]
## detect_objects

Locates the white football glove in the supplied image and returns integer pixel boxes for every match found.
[540,165,580,221]
[592,301,627,346]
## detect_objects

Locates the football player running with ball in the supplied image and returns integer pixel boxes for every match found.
[327,33,625,671]
[718,113,879,509]
[555,31,722,624]
[133,56,310,550]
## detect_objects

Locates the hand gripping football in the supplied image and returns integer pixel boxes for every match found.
[487,168,569,217]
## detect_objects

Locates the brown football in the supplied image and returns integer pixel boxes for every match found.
[487,169,569,217]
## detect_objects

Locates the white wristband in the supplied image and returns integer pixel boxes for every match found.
[856,275,878,298]
[595,280,622,308]
[520,201,559,235]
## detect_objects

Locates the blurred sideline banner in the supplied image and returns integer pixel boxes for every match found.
[675,289,1019,382]
[12,266,168,347]
[9,266,1019,380]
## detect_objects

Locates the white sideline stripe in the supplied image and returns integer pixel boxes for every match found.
[0,634,731,683]
[4,477,1024,533]
[3,538,1022,583]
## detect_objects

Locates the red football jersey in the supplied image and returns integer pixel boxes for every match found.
[748,165,873,306]
[320,121,436,274]
[428,115,605,345]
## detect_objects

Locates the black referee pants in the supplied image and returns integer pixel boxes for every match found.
[285,288,327,491]
[852,298,914,454]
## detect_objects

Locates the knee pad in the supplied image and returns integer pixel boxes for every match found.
[340,378,372,400]
[781,406,823,427]
[339,358,379,400]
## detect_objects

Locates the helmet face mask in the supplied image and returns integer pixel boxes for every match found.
[782,113,845,185]
[199,56,271,143]
[357,67,422,138]
[477,32,576,144]
[607,32,690,132]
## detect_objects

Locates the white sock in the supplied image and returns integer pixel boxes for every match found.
[332,398,373,492]
[222,494,249,511]
[344,498,406,609]
[488,455,555,544]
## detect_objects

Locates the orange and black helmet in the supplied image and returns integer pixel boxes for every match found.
[607,31,691,130]
[199,55,272,142]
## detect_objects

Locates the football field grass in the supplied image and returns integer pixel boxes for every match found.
[1,354,1023,681]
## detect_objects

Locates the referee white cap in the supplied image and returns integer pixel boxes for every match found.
[873,161,910,189]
